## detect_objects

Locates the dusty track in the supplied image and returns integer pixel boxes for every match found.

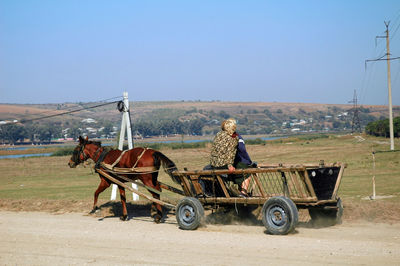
[0,211,399,265]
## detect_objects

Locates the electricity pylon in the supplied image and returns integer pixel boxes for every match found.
[349,90,361,133]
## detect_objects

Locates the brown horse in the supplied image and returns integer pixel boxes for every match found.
[68,136,179,222]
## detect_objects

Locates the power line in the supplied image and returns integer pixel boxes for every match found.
[389,9,400,41]
[359,11,400,107]
[1,96,123,122]
[1,100,122,126]
[20,101,121,123]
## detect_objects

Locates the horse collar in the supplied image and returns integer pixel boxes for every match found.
[95,149,109,169]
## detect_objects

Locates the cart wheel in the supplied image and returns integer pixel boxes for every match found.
[309,198,343,226]
[261,196,298,235]
[176,197,204,230]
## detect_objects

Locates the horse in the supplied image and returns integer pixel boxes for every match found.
[68,136,179,222]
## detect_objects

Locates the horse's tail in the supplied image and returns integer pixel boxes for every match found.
[152,151,180,184]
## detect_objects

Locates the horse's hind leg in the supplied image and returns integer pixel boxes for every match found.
[91,177,110,214]
[152,173,163,223]
[142,174,163,223]
[150,191,162,223]
[118,186,128,221]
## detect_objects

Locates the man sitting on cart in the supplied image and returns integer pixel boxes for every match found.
[234,133,256,197]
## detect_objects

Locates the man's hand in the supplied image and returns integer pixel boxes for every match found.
[228,165,235,173]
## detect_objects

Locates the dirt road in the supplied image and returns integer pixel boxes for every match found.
[0,211,399,265]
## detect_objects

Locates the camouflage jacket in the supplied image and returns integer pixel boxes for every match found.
[210,131,239,168]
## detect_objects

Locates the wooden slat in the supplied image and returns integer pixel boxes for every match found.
[100,168,184,196]
[99,171,162,196]
[299,169,317,199]
[296,199,338,206]
[96,169,175,209]
[159,182,184,196]
[251,173,266,197]
[331,163,345,199]
[257,163,340,168]
[172,167,310,176]
[216,175,230,198]
[289,171,305,198]
[279,171,289,197]
[188,175,204,195]
[179,174,194,197]
[197,196,328,205]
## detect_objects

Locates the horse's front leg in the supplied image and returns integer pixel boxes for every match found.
[90,177,110,214]
[118,185,128,221]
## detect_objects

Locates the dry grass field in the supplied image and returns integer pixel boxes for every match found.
[0,133,399,223]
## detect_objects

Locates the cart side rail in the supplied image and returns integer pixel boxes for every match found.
[248,167,318,200]
[172,166,322,200]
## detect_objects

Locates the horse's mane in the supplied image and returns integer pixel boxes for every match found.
[88,140,102,147]
[86,140,115,153]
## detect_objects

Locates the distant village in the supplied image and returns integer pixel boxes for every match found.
[0,102,394,145]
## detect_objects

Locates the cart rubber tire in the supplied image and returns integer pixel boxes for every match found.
[261,196,298,235]
[176,197,204,230]
[309,198,343,226]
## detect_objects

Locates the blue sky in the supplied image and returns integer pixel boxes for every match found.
[1,0,400,105]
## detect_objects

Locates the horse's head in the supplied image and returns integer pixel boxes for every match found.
[68,136,89,168]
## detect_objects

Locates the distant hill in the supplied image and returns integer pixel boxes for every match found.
[0,101,399,143]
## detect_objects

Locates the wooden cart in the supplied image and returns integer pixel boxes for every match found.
[98,161,345,235]
[172,161,346,235]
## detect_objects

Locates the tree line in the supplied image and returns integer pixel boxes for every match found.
[1,105,395,144]
[132,119,205,137]
[0,118,207,144]
[365,117,400,137]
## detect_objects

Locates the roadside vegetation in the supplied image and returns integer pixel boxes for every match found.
[365,116,400,137]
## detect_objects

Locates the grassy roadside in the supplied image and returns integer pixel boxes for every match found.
[0,134,399,223]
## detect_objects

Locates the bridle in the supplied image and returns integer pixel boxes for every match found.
[72,143,89,165]
[72,141,104,165]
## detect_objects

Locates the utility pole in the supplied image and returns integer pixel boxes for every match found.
[366,21,399,150]
[111,92,138,201]
[118,92,134,151]
[349,90,361,133]
[384,22,395,151]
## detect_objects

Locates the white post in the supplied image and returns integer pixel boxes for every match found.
[371,151,376,200]
[111,92,139,201]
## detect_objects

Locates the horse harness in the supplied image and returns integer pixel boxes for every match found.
[95,147,153,174]
[94,148,109,169]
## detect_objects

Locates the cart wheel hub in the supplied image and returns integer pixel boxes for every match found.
[268,206,287,227]
[185,210,191,218]
[179,205,195,224]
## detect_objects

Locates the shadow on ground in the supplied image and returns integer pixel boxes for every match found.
[204,206,340,230]
[94,201,175,223]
